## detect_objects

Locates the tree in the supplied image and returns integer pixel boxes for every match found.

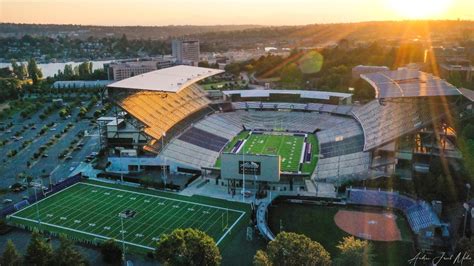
[63,64,74,80]
[462,123,474,140]
[254,232,331,266]
[0,78,22,103]
[1,240,22,266]
[156,228,221,266]
[334,236,374,266]
[198,61,210,68]
[11,60,28,80]
[280,63,303,86]
[27,58,43,85]
[100,239,122,265]
[24,231,53,266]
[53,235,88,266]
[253,250,272,266]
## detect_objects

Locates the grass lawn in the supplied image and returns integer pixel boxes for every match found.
[217,131,319,174]
[200,81,247,91]
[268,202,415,266]
[9,181,249,253]
[243,133,304,172]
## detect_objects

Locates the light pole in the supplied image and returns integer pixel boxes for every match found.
[33,179,43,226]
[462,183,471,237]
[162,132,167,188]
[120,216,126,263]
[242,144,246,203]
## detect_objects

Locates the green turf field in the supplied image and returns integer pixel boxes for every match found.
[217,131,319,174]
[268,203,415,266]
[9,182,246,252]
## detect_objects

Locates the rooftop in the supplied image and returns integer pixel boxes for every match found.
[361,69,461,99]
[459,88,474,102]
[107,65,223,93]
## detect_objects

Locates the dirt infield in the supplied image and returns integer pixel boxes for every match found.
[334,210,402,242]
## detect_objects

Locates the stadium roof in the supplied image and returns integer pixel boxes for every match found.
[222,90,352,100]
[361,69,461,99]
[459,88,474,102]
[107,65,223,93]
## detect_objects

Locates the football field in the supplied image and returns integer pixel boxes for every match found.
[218,131,319,173]
[9,182,246,251]
[243,133,304,172]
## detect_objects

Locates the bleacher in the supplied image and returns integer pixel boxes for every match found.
[314,152,371,182]
[110,83,211,141]
[317,119,365,158]
[347,188,442,234]
[178,127,228,152]
[215,110,357,133]
[161,139,221,168]
[352,99,434,151]
[231,102,355,116]
[160,112,243,168]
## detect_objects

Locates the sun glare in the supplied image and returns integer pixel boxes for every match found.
[387,0,452,19]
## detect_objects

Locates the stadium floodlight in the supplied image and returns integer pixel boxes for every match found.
[162,132,167,187]
[32,179,43,226]
[242,144,246,203]
[120,214,126,263]
[462,184,471,237]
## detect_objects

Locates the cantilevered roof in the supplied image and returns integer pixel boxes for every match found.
[222,89,352,100]
[459,88,474,102]
[361,69,461,99]
[107,65,224,93]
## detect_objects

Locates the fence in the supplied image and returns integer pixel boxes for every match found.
[1,174,82,218]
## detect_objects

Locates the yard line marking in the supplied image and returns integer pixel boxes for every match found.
[81,183,245,213]
[10,216,155,250]
[10,182,246,248]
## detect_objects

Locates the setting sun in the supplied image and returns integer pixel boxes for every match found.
[387,0,453,19]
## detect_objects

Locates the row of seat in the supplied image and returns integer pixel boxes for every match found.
[231,102,355,115]
[114,84,211,140]
[352,99,434,151]
[347,188,442,233]
[315,152,371,181]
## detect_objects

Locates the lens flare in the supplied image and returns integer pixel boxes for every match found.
[387,0,452,19]
[298,51,324,74]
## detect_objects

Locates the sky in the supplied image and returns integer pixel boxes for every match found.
[1,0,473,26]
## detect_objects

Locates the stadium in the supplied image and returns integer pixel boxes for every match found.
[4,65,474,258]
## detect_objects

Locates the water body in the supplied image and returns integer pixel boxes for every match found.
[0,60,113,78]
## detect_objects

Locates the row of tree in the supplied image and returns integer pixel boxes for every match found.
[1,232,87,266]
[10,59,43,84]
[54,62,107,81]
[224,41,431,96]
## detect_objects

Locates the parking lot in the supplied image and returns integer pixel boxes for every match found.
[0,95,106,205]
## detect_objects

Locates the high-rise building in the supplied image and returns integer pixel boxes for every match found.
[172,39,200,65]
[105,58,175,81]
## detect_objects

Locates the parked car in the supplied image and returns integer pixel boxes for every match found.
[9,183,27,192]
[2,199,13,204]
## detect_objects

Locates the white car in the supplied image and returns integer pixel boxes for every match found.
[2,199,13,204]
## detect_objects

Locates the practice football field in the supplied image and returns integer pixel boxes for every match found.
[9,182,246,251]
[218,131,319,173]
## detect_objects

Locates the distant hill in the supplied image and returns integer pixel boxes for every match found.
[1,20,473,51]
[190,20,474,50]
[0,23,264,40]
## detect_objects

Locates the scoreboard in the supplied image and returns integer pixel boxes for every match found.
[220,152,280,182]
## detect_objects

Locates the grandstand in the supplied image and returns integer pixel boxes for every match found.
[103,66,470,192]
[107,66,223,154]
[346,188,450,250]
